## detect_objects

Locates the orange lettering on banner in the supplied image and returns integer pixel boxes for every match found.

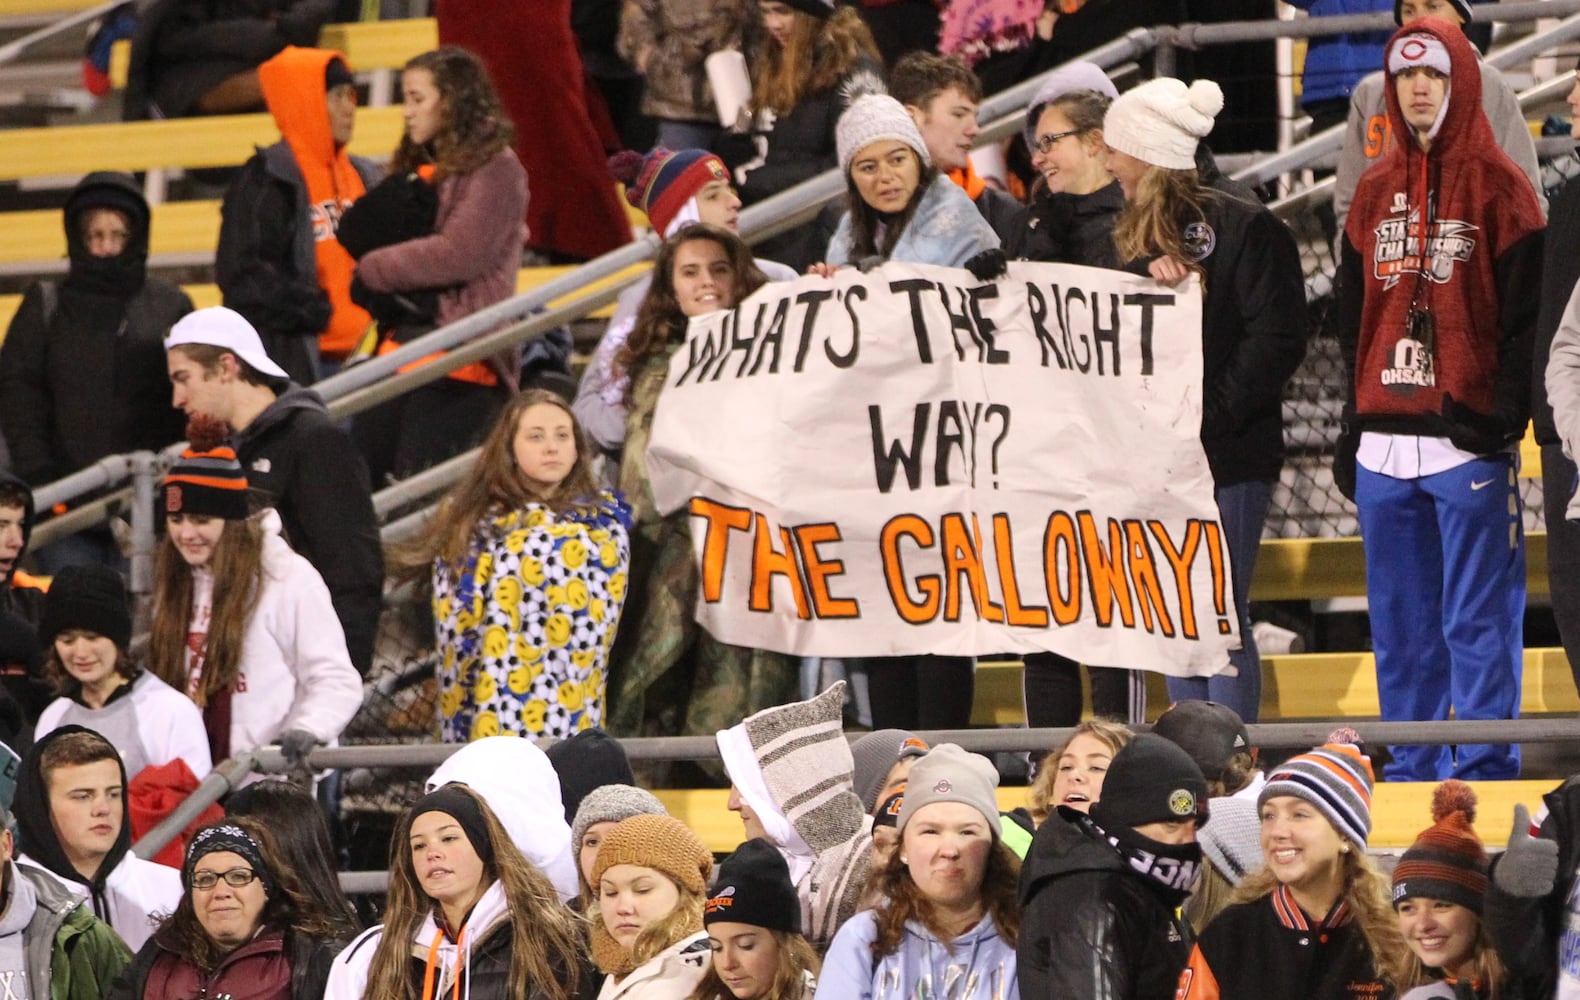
[1148,520,1201,640]
[1076,512,1135,628]
[993,513,1049,627]
[794,523,860,619]
[881,514,941,623]
[1043,511,1082,625]
[751,513,810,617]
[940,513,1001,622]
[690,498,752,603]
[1125,520,1174,636]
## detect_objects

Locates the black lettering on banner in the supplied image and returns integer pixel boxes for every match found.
[889,278,935,364]
[728,302,759,378]
[747,298,788,376]
[870,404,929,492]
[677,316,728,386]
[1062,287,1092,372]
[935,401,972,487]
[828,285,862,368]
[1091,292,1120,376]
[1027,284,1068,369]
[967,284,1010,364]
[939,284,982,362]
[1122,292,1172,377]
[984,404,1009,488]
[792,289,833,372]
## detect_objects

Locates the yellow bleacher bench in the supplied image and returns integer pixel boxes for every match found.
[0,200,223,267]
[657,781,1556,853]
[318,18,437,71]
[1251,532,1549,601]
[0,0,99,14]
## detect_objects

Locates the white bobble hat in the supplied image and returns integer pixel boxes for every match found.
[836,93,932,175]
[1103,77,1224,171]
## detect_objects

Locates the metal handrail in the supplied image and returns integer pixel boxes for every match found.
[0,0,119,67]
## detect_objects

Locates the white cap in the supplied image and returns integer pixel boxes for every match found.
[165,306,289,380]
[1102,77,1224,171]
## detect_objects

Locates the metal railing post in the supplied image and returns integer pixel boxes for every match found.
[127,451,159,634]
[1152,27,1177,79]
[131,753,260,861]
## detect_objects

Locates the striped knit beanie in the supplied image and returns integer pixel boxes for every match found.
[1258,741,1374,848]
[164,416,249,520]
[1391,780,1488,913]
[610,147,731,237]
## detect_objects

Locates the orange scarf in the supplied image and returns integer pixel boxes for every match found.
[949,161,987,202]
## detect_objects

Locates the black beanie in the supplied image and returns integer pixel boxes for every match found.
[325,56,354,91]
[40,564,131,651]
[1089,733,1209,831]
[545,729,635,823]
[412,784,497,870]
[705,838,801,934]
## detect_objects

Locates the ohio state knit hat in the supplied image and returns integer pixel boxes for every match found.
[1102,77,1223,171]
[706,838,801,933]
[1392,780,1489,913]
[40,563,131,650]
[1259,740,1374,849]
[851,729,929,813]
[837,94,932,175]
[1089,733,1209,831]
[164,417,249,521]
[1388,32,1453,77]
[590,813,711,894]
[1394,0,1471,25]
[896,743,1000,841]
[610,147,732,237]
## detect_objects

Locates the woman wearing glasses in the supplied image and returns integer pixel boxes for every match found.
[107,817,356,1000]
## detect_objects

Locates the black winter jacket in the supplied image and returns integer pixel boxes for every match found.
[231,384,383,675]
[217,143,383,386]
[1194,188,1309,486]
[1017,814,1192,1000]
[1485,775,1580,1000]
[0,172,191,485]
[1006,180,1128,270]
[1533,168,1580,448]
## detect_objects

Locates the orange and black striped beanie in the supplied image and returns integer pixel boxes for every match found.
[164,434,249,521]
[1392,780,1488,913]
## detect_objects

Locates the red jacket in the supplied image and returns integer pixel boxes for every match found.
[1339,17,1545,454]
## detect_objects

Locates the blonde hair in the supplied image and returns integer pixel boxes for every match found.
[589,878,706,976]
[1183,859,1239,931]
[1111,165,1208,284]
[689,930,820,1000]
[1396,906,1507,999]
[1027,718,1132,826]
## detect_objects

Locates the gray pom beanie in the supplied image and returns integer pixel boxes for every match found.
[570,784,666,853]
[1024,60,1118,144]
[851,730,929,813]
[1103,77,1223,171]
[896,743,1001,842]
[836,94,932,175]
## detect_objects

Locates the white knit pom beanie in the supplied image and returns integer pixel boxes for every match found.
[1102,78,1224,171]
[836,94,932,175]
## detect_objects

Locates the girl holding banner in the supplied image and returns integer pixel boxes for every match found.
[1100,77,1308,722]
[608,224,793,765]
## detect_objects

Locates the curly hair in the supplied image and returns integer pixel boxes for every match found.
[152,816,351,973]
[688,929,820,1000]
[390,389,602,578]
[618,224,766,404]
[1234,847,1410,989]
[390,47,516,181]
[148,516,264,707]
[366,786,583,1000]
[751,7,879,116]
[1111,165,1209,284]
[868,835,1021,960]
[842,151,940,264]
[1027,718,1132,826]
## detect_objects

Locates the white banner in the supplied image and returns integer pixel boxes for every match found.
[646,260,1236,678]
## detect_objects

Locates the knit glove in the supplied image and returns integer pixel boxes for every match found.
[1493,804,1559,898]
[279,729,321,770]
[964,248,1008,281]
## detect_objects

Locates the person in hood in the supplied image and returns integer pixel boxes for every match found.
[164,305,384,675]
[715,683,871,954]
[13,727,182,953]
[144,419,362,772]
[324,785,585,1000]
[1176,740,1407,1000]
[696,839,820,1000]
[423,735,583,904]
[1103,77,1308,725]
[0,791,128,1000]
[107,817,354,1000]
[589,813,714,1000]
[1017,732,1204,999]
[1337,19,1545,782]
[1333,0,1543,232]
[819,744,1019,999]
[0,173,190,564]
[34,563,210,784]
[217,47,381,387]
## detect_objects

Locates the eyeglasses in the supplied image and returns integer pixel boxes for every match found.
[1032,129,1085,154]
[190,868,259,890]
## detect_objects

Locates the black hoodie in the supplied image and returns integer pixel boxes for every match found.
[1017,812,1193,1000]
[14,725,133,923]
[0,173,191,486]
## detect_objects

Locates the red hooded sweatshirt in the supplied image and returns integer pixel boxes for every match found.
[258,47,372,360]
[1340,17,1544,455]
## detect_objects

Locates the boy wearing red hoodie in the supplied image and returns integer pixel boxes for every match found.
[1338,18,1544,782]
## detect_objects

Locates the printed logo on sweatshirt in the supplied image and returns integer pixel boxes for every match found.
[1182,222,1216,262]
[1381,336,1435,392]
[1372,199,1478,289]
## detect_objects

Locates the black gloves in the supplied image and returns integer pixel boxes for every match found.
[964,248,1008,281]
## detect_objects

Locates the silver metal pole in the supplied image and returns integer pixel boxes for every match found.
[0,0,121,66]
[131,753,260,861]
[127,451,157,635]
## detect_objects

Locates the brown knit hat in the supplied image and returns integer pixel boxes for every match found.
[1391,780,1489,913]
[590,813,711,894]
